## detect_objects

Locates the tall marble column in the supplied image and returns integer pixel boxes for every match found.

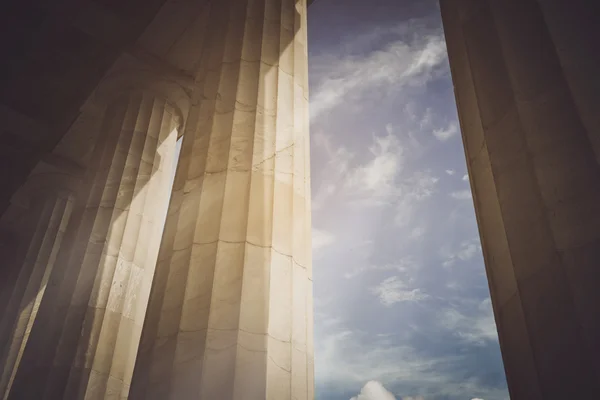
[7,89,181,400]
[440,0,600,398]
[129,0,313,399]
[0,163,78,398]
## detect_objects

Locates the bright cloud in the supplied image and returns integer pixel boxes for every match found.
[462,174,469,181]
[350,381,397,400]
[433,121,458,141]
[394,171,439,227]
[345,132,404,202]
[445,169,455,175]
[439,298,499,346]
[450,189,472,200]
[310,31,448,119]
[313,228,336,251]
[371,276,429,306]
[442,238,481,268]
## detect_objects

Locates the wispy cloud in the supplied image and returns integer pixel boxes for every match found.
[345,257,417,279]
[438,298,499,346]
[345,132,405,204]
[315,317,504,399]
[313,228,336,252]
[394,171,438,227]
[441,238,481,268]
[312,129,437,212]
[371,276,429,306]
[450,189,472,200]
[310,27,447,119]
[432,121,458,141]
[445,169,455,176]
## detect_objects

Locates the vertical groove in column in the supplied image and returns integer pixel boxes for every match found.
[266,0,294,398]
[44,93,152,399]
[292,2,311,399]
[127,4,231,396]
[8,101,131,400]
[130,0,312,399]
[7,91,179,400]
[0,192,75,399]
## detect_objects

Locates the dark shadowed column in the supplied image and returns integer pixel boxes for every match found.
[0,161,79,398]
[440,0,600,398]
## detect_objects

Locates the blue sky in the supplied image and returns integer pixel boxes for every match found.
[307,1,509,400]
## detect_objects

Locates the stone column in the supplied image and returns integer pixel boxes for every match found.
[7,90,180,400]
[129,0,313,399]
[440,0,600,398]
[0,163,78,398]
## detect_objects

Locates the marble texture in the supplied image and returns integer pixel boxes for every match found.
[129,1,313,399]
[6,90,180,400]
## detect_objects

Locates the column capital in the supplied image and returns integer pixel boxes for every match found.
[9,157,83,210]
[92,57,192,135]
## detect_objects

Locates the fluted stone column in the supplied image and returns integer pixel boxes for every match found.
[0,165,78,398]
[129,0,313,399]
[7,90,180,400]
[441,0,600,398]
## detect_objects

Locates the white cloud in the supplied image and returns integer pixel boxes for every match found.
[419,107,433,130]
[433,121,458,141]
[312,228,336,251]
[312,128,438,213]
[458,243,478,261]
[439,298,498,346]
[409,225,427,240]
[310,29,447,119]
[345,257,417,279]
[371,276,429,306]
[462,174,469,181]
[345,132,404,203]
[394,171,439,227]
[350,381,397,400]
[450,189,472,200]
[441,238,481,268]
[445,169,455,175]
[471,398,485,400]
[314,313,506,399]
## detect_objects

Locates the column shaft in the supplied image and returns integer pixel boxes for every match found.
[7,91,179,400]
[0,188,74,398]
[129,0,313,399]
[440,0,600,398]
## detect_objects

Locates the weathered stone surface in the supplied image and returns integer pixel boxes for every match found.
[5,90,180,400]
[128,1,313,399]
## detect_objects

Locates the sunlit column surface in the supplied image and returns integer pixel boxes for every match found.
[129,0,313,399]
[440,0,600,398]
[7,90,180,400]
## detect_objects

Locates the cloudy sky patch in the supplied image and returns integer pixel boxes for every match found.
[308,1,507,400]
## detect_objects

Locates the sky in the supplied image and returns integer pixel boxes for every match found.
[306,1,509,400]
